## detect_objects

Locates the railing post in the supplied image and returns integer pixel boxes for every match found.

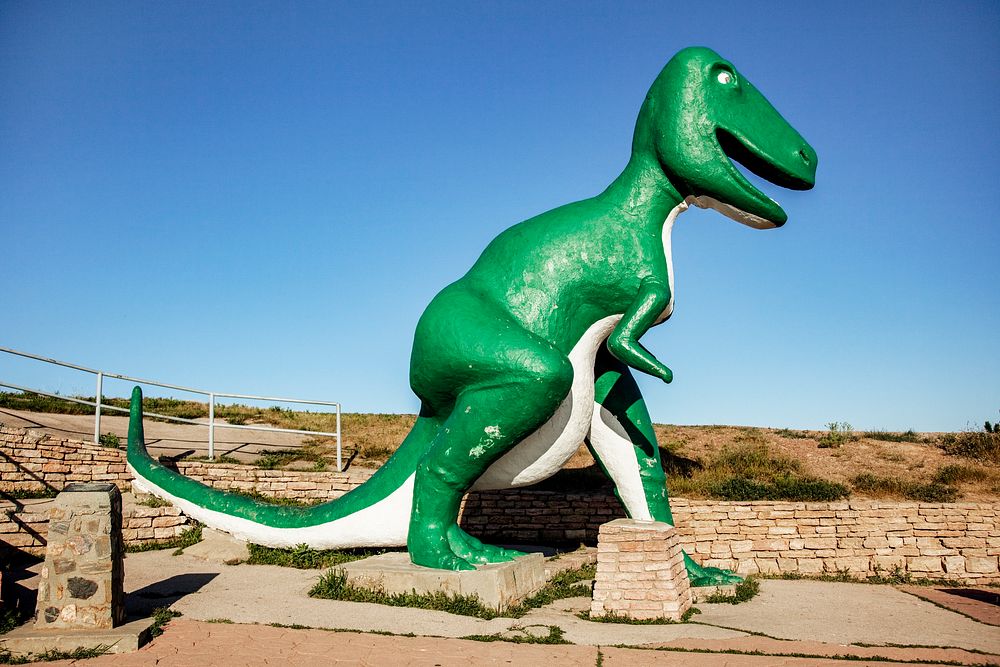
[336,403,342,472]
[208,392,216,461]
[94,371,103,445]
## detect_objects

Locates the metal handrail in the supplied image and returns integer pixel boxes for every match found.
[0,346,343,471]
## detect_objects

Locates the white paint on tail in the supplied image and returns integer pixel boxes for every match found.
[129,463,413,548]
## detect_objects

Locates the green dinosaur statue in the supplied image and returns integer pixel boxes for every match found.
[127,46,817,585]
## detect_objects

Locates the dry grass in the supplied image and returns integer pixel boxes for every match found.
[3,391,998,500]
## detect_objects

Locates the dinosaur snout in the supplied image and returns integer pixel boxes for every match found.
[794,143,818,189]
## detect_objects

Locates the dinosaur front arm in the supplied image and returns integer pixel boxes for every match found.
[606,276,673,383]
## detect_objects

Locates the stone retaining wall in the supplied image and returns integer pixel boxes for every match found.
[2,424,998,582]
[1,498,192,557]
[0,425,131,493]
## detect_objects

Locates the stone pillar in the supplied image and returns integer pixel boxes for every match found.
[590,518,692,621]
[36,483,125,629]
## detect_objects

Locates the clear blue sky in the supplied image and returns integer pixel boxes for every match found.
[2,1,997,431]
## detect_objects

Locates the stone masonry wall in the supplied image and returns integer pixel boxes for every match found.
[2,424,998,581]
[0,425,131,494]
[1,498,192,557]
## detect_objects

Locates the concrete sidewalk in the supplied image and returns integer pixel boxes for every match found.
[4,545,999,666]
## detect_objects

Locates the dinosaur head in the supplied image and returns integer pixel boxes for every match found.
[637,47,817,228]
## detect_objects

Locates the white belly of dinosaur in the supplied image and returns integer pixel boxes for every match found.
[472,315,623,489]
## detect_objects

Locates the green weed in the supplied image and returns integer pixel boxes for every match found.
[98,432,120,448]
[149,607,181,638]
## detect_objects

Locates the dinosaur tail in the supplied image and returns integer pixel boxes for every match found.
[126,386,435,549]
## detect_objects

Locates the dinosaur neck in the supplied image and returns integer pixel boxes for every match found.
[598,150,683,232]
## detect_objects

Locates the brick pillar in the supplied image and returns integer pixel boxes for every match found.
[35,483,125,629]
[590,518,692,621]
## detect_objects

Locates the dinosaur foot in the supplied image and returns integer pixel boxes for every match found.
[409,525,528,571]
[684,552,743,587]
[447,525,527,565]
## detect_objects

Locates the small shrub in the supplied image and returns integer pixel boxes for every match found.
[98,432,121,448]
[941,430,1000,463]
[703,576,759,604]
[818,422,853,448]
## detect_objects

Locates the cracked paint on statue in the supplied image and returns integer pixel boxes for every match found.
[127,47,817,585]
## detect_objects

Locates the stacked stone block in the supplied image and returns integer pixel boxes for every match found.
[35,483,124,629]
[590,519,692,621]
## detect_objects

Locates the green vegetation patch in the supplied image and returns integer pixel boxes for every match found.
[0,488,58,500]
[310,568,499,618]
[0,607,22,636]
[933,463,996,486]
[581,606,701,624]
[461,625,569,644]
[851,473,958,502]
[0,645,111,665]
[667,442,849,502]
[941,430,1000,464]
[702,576,759,604]
[246,543,392,569]
[150,607,181,638]
[309,563,595,619]
[865,429,922,443]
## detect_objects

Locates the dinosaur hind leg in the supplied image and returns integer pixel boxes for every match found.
[589,346,741,586]
[408,354,573,571]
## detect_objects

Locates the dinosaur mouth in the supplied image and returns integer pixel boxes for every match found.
[712,127,814,229]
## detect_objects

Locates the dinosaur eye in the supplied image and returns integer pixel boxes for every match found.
[717,71,734,85]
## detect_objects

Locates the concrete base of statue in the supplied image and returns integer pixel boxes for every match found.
[340,551,546,611]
